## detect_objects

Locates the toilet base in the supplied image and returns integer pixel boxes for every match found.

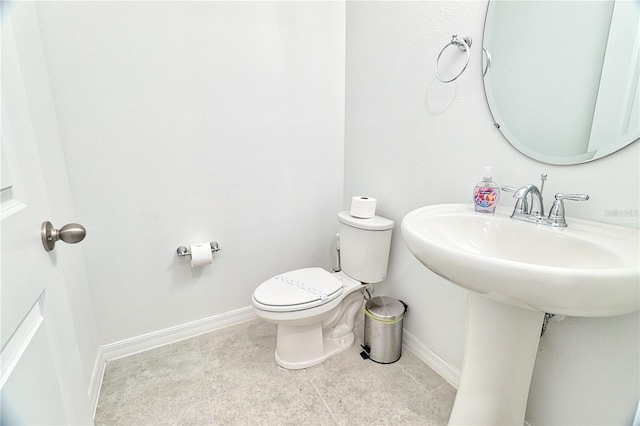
[253,271,365,369]
[268,288,364,369]
[275,325,355,369]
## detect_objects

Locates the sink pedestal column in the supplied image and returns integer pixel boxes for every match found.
[449,292,544,425]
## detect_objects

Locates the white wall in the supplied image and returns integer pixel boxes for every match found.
[345,1,639,425]
[35,1,346,344]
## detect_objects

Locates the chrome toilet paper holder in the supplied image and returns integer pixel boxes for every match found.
[176,241,220,257]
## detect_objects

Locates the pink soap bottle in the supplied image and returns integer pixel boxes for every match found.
[473,166,500,213]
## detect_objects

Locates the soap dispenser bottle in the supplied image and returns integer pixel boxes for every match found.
[474,166,500,213]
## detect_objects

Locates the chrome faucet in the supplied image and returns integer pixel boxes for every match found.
[512,184,544,217]
[502,174,588,227]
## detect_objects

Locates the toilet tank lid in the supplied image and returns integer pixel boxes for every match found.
[338,211,394,231]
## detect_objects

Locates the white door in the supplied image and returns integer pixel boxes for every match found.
[1,3,92,424]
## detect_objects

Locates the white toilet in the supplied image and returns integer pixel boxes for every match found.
[252,211,394,369]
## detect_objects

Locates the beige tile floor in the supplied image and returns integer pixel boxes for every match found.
[95,318,455,425]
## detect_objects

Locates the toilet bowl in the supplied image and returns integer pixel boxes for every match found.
[252,268,365,369]
[252,212,394,369]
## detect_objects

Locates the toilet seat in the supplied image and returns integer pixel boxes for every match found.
[253,267,343,312]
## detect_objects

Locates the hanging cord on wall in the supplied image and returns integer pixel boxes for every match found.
[363,284,374,300]
[435,34,472,83]
[333,233,341,272]
[540,313,554,338]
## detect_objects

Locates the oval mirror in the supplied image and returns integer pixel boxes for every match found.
[482,0,639,165]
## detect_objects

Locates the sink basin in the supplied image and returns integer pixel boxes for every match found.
[402,203,639,425]
[402,203,639,317]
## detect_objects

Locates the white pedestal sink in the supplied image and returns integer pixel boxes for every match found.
[401,204,639,425]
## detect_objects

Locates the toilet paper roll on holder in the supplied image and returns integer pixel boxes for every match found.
[176,241,220,257]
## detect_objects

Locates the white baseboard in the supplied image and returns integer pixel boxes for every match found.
[100,306,256,362]
[403,329,461,389]
[88,306,256,416]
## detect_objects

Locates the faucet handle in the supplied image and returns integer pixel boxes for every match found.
[502,185,531,214]
[554,193,589,202]
[548,193,589,227]
[501,186,528,214]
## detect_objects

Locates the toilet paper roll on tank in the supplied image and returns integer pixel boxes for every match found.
[350,196,377,219]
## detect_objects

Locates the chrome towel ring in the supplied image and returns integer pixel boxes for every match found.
[435,35,472,83]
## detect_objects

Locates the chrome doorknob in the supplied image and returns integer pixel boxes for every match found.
[41,221,86,251]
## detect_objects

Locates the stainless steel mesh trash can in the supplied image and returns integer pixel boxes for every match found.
[361,296,408,364]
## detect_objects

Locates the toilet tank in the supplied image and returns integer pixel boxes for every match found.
[337,211,394,284]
